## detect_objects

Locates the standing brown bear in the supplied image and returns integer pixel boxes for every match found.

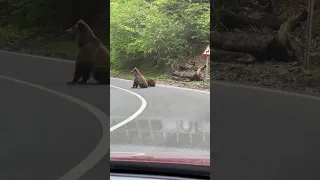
[66,19,110,85]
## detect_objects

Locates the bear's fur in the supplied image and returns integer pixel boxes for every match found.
[66,19,110,85]
[146,79,156,87]
[131,67,148,88]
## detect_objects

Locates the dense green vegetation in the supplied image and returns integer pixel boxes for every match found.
[0,0,109,47]
[110,0,209,72]
[0,0,209,76]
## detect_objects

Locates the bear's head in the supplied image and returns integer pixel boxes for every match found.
[66,19,96,47]
[66,19,87,36]
[131,67,140,76]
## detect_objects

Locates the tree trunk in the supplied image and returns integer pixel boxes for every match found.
[211,9,308,62]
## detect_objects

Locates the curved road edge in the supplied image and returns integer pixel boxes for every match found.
[212,80,320,101]
[0,50,210,94]
[111,77,210,94]
[110,85,147,132]
[3,49,320,99]
[0,75,109,180]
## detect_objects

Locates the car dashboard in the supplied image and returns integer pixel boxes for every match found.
[110,160,210,180]
[111,173,207,180]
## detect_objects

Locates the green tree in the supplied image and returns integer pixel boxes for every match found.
[110,0,209,71]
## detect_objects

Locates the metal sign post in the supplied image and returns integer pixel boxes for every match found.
[305,0,315,69]
[205,56,209,82]
[202,45,210,82]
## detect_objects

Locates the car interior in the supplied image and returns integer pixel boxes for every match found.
[110,161,210,180]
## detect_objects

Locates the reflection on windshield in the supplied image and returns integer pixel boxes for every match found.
[110,118,210,150]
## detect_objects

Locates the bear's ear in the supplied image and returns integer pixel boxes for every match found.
[77,19,85,25]
[77,22,86,31]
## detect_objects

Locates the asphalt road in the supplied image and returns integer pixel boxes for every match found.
[110,78,210,153]
[211,81,320,180]
[0,51,109,180]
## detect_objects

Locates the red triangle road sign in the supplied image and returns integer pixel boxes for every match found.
[202,45,210,56]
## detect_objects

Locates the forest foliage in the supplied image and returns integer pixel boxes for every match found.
[0,0,209,71]
[0,0,108,43]
[110,0,209,70]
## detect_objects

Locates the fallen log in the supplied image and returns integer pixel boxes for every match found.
[211,31,279,61]
[172,64,207,81]
[277,8,307,62]
[216,8,285,30]
[249,0,273,13]
[212,49,256,63]
[211,9,307,62]
[178,60,197,71]
[171,76,190,82]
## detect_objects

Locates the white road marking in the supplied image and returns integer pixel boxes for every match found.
[0,50,148,175]
[1,49,210,179]
[110,77,210,94]
[110,85,147,132]
[2,49,320,99]
[0,75,109,180]
[0,50,210,93]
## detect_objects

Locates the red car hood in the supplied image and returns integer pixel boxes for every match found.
[110,152,210,166]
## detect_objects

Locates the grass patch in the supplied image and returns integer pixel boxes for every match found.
[0,26,209,91]
[0,25,28,42]
[45,41,77,56]
[0,25,44,43]
[110,69,171,80]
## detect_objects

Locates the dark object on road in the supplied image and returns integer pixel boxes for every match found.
[146,79,156,87]
[66,19,110,85]
[131,67,148,88]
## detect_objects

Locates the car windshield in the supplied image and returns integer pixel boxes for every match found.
[212,0,320,179]
[110,0,210,162]
[0,0,209,179]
